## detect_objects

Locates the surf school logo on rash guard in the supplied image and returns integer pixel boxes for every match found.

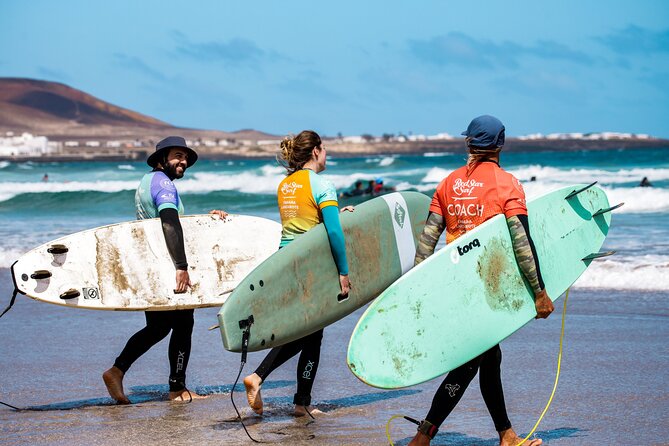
[160,179,176,190]
[281,181,303,196]
[453,178,483,196]
[448,178,485,217]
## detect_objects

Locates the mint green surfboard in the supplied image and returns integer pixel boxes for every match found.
[218,191,431,352]
[347,184,617,389]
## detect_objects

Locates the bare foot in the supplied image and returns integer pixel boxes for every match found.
[169,388,207,402]
[243,373,263,414]
[499,428,543,446]
[294,405,324,417]
[407,431,431,446]
[102,366,130,405]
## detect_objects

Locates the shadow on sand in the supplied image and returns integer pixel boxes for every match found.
[393,427,584,445]
[18,380,296,411]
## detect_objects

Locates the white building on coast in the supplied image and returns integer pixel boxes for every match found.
[0,132,60,157]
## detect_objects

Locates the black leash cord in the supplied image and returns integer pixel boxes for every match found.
[0,400,22,411]
[0,288,19,319]
[230,317,262,443]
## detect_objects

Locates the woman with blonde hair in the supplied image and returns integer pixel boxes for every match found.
[243,130,351,417]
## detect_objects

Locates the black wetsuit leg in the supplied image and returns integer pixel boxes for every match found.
[425,345,511,431]
[113,309,194,392]
[254,329,324,406]
[167,309,194,392]
[294,329,323,406]
[113,311,172,373]
[479,345,512,432]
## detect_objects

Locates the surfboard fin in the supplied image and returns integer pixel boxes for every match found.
[582,251,616,261]
[565,181,597,200]
[593,202,624,217]
[59,289,80,300]
[47,244,68,255]
[30,270,52,280]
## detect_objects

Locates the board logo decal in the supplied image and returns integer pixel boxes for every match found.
[451,239,481,263]
[444,383,460,397]
[394,202,406,228]
[83,287,100,299]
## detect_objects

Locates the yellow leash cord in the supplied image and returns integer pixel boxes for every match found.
[386,414,408,445]
[385,289,570,446]
[513,287,569,446]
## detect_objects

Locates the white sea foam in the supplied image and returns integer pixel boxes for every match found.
[379,157,396,167]
[418,167,669,213]
[508,165,669,184]
[0,248,29,268]
[0,161,10,169]
[573,254,669,291]
[423,152,456,157]
[117,164,135,170]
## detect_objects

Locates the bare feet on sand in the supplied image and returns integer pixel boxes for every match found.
[102,366,130,405]
[499,428,543,446]
[169,389,208,402]
[243,373,263,414]
[294,405,324,417]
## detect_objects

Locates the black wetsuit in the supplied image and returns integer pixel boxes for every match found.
[113,171,192,392]
[425,344,511,432]
[254,329,324,406]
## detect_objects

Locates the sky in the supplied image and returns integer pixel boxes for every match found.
[1,0,668,137]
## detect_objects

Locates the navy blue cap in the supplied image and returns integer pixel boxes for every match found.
[147,136,198,168]
[461,115,505,148]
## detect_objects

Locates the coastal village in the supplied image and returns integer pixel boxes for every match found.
[0,130,661,162]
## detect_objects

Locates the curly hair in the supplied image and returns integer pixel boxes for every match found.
[277,130,322,175]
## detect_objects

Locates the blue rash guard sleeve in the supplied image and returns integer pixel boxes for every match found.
[321,205,349,275]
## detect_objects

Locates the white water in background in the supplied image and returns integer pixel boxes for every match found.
[0,152,667,291]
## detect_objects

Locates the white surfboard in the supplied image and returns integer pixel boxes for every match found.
[11,214,281,311]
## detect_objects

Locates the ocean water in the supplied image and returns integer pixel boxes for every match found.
[0,147,667,290]
[0,148,668,445]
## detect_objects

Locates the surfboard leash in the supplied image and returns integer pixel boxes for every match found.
[0,287,19,320]
[511,287,569,446]
[0,261,22,320]
[230,315,263,443]
[384,289,571,446]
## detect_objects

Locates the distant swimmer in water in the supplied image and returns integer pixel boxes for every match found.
[42,173,49,182]
[530,176,536,182]
[639,177,652,187]
[340,180,365,198]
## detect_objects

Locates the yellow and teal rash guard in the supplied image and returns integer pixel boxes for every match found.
[278,169,349,275]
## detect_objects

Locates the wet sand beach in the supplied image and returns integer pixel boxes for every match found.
[0,269,667,445]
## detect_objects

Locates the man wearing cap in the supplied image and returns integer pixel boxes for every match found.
[102,136,208,404]
[407,116,553,446]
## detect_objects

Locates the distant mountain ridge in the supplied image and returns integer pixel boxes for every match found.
[0,78,275,141]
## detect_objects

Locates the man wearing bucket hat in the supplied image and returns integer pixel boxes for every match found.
[407,116,553,446]
[103,136,209,404]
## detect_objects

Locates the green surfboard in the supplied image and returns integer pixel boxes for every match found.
[347,184,615,389]
[218,191,431,352]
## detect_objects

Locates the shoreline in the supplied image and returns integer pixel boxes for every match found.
[1,138,667,163]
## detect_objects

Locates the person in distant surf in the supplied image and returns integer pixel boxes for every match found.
[639,177,652,187]
[340,179,365,198]
[372,177,395,195]
[407,116,553,446]
[42,173,48,182]
[243,130,352,417]
[103,136,222,404]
